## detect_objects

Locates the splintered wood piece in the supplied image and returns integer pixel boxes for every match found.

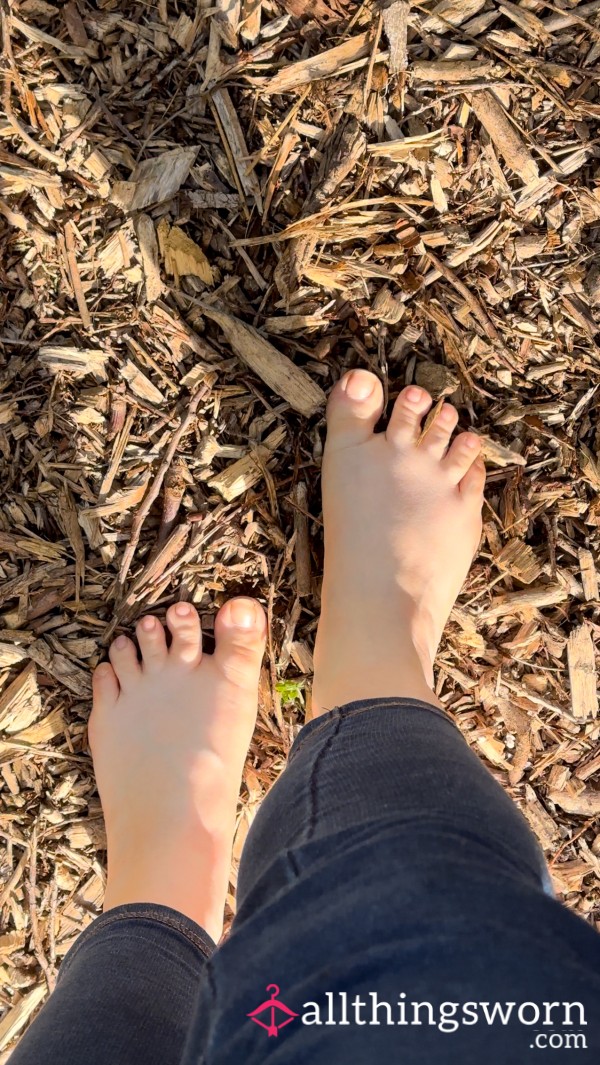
[548,788,600,817]
[495,538,542,585]
[293,480,311,597]
[263,32,372,94]
[39,346,109,380]
[479,436,526,467]
[0,644,28,668]
[417,396,445,443]
[196,302,326,416]
[111,146,197,211]
[240,0,262,45]
[157,219,214,285]
[211,89,263,212]
[567,622,598,721]
[422,0,486,32]
[58,484,85,602]
[290,640,314,674]
[63,222,91,329]
[478,584,569,621]
[578,548,599,601]
[208,426,286,501]
[383,0,409,75]
[16,707,66,744]
[136,214,164,303]
[499,0,550,42]
[468,91,539,185]
[0,662,41,733]
[369,127,449,161]
[522,785,560,849]
[0,984,47,1052]
[120,359,165,404]
[27,639,92,697]
[412,60,495,82]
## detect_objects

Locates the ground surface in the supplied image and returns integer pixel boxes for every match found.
[2,0,600,1054]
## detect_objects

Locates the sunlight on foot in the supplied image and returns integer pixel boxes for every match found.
[89,598,266,942]
[313,369,485,716]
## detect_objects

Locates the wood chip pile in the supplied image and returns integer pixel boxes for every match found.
[2,0,600,1050]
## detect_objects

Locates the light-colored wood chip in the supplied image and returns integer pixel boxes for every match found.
[196,302,326,416]
[208,426,286,501]
[567,622,598,721]
[0,663,41,734]
[111,146,197,211]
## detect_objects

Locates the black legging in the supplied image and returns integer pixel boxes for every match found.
[11,700,600,1063]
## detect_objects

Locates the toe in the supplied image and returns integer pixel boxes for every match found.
[459,455,487,498]
[136,615,167,671]
[166,602,202,667]
[108,634,141,688]
[92,661,120,711]
[326,370,384,448]
[443,431,482,484]
[386,386,432,446]
[417,402,458,459]
[213,597,266,688]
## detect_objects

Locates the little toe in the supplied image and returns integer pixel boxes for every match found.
[386,386,433,447]
[108,634,141,687]
[443,431,482,484]
[417,402,459,459]
[213,597,267,688]
[459,455,487,499]
[166,602,202,667]
[136,615,167,671]
[92,661,120,711]
[326,370,384,449]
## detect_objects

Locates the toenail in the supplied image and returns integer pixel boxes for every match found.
[96,662,112,676]
[343,370,376,401]
[175,602,191,617]
[438,405,454,422]
[141,616,155,631]
[404,386,423,405]
[115,635,128,649]
[228,599,256,629]
[464,434,479,448]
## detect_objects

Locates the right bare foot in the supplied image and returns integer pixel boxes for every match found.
[313,369,486,716]
[89,598,266,942]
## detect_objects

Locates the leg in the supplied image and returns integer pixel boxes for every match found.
[182,372,600,1060]
[10,597,267,1064]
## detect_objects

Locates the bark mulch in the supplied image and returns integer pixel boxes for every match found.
[2,0,600,1051]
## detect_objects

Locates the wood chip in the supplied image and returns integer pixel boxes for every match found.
[208,426,286,501]
[195,302,326,416]
[468,90,539,185]
[0,662,41,734]
[112,146,197,211]
[567,622,598,721]
[263,32,372,94]
[157,219,214,286]
[495,538,542,584]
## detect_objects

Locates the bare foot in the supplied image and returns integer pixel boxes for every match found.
[89,598,266,942]
[313,370,486,715]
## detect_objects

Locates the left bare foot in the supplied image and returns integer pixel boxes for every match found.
[89,598,266,942]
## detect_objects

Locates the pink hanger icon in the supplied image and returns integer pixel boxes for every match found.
[247,984,299,1037]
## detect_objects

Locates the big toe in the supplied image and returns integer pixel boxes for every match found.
[326,370,384,448]
[213,597,266,688]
